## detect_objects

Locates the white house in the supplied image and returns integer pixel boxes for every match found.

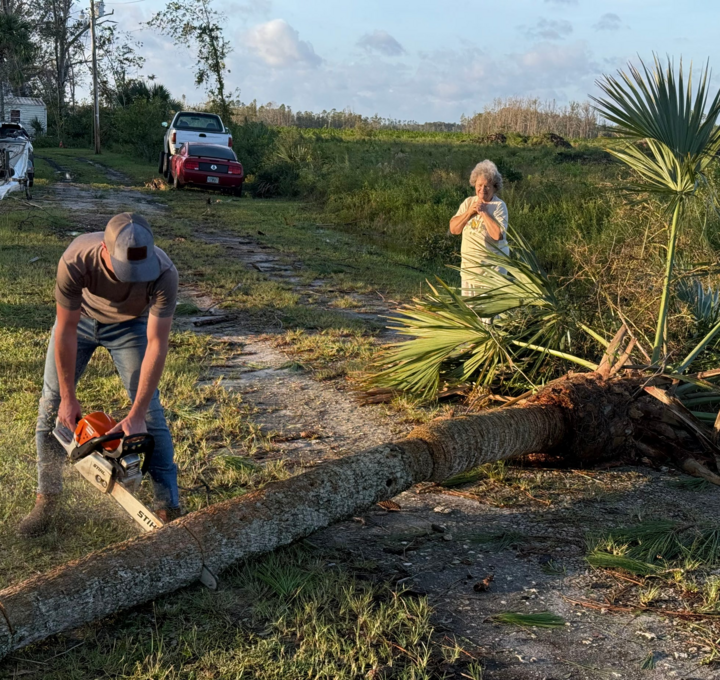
[3,97,47,136]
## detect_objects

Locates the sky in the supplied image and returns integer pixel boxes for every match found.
[94,0,717,123]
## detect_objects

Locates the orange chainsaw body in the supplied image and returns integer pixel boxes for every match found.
[74,412,121,451]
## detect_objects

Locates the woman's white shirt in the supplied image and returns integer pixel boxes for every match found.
[455,196,510,261]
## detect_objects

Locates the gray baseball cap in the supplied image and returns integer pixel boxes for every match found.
[104,213,160,283]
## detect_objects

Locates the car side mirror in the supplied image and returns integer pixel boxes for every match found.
[161,122,168,128]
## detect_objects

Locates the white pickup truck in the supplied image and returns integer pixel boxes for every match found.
[158,111,233,178]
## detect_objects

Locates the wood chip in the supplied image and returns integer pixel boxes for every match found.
[473,574,494,592]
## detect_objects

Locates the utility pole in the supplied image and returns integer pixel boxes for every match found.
[90,0,101,154]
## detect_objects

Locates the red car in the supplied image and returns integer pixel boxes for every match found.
[169,143,244,196]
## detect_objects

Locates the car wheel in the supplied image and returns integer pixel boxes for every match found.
[233,183,243,198]
[158,151,165,175]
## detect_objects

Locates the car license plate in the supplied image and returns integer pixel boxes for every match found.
[207,176,219,184]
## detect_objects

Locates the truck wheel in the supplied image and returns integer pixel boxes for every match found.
[158,151,166,175]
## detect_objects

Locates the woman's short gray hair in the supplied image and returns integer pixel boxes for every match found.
[469,160,503,192]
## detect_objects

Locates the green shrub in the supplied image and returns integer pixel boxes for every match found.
[229,120,278,176]
[112,98,169,162]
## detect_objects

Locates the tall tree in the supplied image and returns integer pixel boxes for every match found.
[147,0,232,120]
[35,0,91,139]
[0,12,36,120]
[94,23,145,106]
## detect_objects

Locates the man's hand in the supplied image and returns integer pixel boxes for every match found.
[58,397,82,430]
[109,412,148,437]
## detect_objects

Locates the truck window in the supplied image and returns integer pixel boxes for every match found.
[173,113,223,132]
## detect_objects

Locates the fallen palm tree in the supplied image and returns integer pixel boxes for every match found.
[0,395,567,659]
[2,356,719,660]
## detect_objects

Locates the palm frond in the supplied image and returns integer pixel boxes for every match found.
[369,233,596,398]
[589,521,720,567]
[594,57,720,363]
[586,551,661,576]
[677,277,720,328]
[674,277,720,372]
[593,56,720,161]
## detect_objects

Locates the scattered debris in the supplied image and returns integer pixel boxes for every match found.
[473,574,494,592]
[193,315,231,327]
[488,612,566,628]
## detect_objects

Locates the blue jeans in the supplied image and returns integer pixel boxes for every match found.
[36,316,179,508]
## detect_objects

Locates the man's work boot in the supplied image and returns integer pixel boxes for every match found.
[17,493,60,538]
[155,506,183,523]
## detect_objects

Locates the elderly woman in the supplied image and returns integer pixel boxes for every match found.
[449,160,509,296]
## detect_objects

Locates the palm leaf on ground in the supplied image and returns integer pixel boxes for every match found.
[369,232,599,399]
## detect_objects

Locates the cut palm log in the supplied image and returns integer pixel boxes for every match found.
[0,372,704,660]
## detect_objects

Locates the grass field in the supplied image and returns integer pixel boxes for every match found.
[4,127,720,676]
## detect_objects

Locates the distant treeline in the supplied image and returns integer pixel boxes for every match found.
[228,97,601,138]
[461,98,600,139]
[229,100,463,132]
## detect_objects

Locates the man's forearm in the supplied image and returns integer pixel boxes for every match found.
[55,328,78,400]
[130,339,168,418]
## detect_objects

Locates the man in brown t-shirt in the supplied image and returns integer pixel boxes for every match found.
[18,213,180,537]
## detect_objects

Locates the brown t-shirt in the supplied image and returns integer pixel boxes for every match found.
[55,233,178,323]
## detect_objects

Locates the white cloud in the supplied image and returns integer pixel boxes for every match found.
[244,19,322,68]
[594,13,622,31]
[357,30,406,56]
[521,18,573,41]
[224,40,603,123]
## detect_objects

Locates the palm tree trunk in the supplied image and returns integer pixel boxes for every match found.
[1,376,630,660]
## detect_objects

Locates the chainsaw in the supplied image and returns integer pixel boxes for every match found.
[53,412,218,588]
[53,412,165,532]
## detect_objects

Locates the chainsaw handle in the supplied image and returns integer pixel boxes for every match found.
[70,433,124,462]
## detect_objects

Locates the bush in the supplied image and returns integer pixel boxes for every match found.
[229,120,278,176]
[112,98,169,162]
[528,132,572,149]
[250,162,301,198]
[414,231,458,265]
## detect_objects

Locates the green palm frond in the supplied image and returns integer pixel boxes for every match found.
[677,277,720,329]
[593,56,720,362]
[369,233,598,399]
[673,277,720,373]
[593,56,720,160]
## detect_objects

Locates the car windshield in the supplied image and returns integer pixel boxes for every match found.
[174,113,224,132]
[187,144,237,160]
